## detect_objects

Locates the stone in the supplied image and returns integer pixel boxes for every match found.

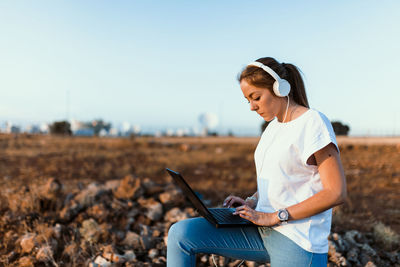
[40,177,62,198]
[102,252,127,263]
[138,197,163,221]
[59,201,81,221]
[104,179,120,192]
[79,218,100,243]
[346,247,360,265]
[121,231,142,249]
[360,243,377,257]
[62,243,79,260]
[94,255,111,266]
[20,233,36,254]
[114,175,143,199]
[18,256,34,267]
[123,250,137,262]
[364,261,377,267]
[148,248,159,259]
[159,189,184,206]
[164,207,189,223]
[344,230,363,246]
[74,182,106,208]
[53,223,63,239]
[36,245,54,262]
[142,178,164,195]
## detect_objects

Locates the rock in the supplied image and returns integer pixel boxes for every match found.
[331,232,350,252]
[121,231,141,249]
[364,261,377,267]
[159,189,184,206]
[79,218,100,243]
[142,178,164,195]
[114,175,143,200]
[53,223,63,239]
[74,182,107,208]
[104,179,120,192]
[138,197,163,221]
[346,247,360,265]
[360,243,377,257]
[123,250,137,262]
[360,252,373,266]
[148,248,159,259]
[164,207,189,223]
[20,233,36,254]
[59,200,81,221]
[94,255,111,266]
[328,240,348,266]
[87,203,109,222]
[62,243,79,261]
[18,256,34,267]
[6,251,18,263]
[102,252,127,263]
[40,177,62,198]
[344,230,363,246]
[36,245,54,263]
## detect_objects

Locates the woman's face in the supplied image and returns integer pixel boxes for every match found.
[240,79,282,122]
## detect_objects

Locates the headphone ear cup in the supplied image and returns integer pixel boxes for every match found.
[272,81,282,97]
[274,79,291,97]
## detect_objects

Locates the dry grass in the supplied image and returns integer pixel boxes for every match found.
[0,134,399,235]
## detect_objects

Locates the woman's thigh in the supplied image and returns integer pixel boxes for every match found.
[259,227,327,267]
[168,217,270,262]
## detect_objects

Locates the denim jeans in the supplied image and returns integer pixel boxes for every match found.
[167,217,327,267]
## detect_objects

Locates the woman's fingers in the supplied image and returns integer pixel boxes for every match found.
[223,196,244,207]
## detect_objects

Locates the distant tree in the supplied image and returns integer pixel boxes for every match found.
[50,121,72,135]
[91,119,112,136]
[331,121,350,136]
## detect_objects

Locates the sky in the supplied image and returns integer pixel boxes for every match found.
[1,1,399,136]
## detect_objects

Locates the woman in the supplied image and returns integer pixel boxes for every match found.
[167,57,347,267]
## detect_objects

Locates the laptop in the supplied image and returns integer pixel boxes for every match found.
[166,168,254,228]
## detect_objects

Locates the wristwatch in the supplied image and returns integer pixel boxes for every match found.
[277,208,289,224]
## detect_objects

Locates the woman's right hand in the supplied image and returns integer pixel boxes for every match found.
[223,195,245,208]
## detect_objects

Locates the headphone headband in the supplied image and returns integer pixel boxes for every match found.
[247,61,291,97]
[248,61,282,82]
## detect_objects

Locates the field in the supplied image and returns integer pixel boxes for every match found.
[0,134,399,265]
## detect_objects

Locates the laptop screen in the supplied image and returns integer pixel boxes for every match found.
[166,168,217,223]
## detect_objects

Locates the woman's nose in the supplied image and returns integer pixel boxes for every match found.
[250,101,258,111]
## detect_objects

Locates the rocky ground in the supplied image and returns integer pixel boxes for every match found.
[0,175,399,267]
[0,135,399,266]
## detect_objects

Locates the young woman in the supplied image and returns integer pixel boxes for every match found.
[167,57,347,267]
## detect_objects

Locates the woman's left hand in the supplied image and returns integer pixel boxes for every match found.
[233,205,279,226]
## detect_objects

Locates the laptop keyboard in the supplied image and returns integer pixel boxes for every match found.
[210,208,251,224]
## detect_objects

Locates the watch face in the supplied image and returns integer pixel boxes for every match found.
[278,209,289,221]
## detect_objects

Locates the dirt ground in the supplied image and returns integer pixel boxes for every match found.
[0,134,399,235]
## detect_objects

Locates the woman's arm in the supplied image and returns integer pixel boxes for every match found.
[234,143,347,226]
[286,143,347,221]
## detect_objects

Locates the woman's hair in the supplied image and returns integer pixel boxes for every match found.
[238,57,309,108]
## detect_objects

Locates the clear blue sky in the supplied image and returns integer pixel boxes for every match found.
[1,1,399,136]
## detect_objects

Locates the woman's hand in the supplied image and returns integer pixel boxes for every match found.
[233,205,279,226]
[223,195,245,208]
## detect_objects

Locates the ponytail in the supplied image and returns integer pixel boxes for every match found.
[283,63,309,108]
[238,57,309,108]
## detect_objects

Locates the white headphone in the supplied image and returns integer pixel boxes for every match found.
[247,61,291,97]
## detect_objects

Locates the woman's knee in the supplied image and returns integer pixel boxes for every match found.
[167,217,204,244]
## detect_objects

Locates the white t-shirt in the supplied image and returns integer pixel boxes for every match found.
[255,108,338,253]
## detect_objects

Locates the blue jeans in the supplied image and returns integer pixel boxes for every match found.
[167,217,327,267]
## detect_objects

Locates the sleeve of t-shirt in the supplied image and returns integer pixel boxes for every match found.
[301,111,339,165]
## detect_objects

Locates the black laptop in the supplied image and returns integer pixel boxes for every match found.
[166,168,254,228]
